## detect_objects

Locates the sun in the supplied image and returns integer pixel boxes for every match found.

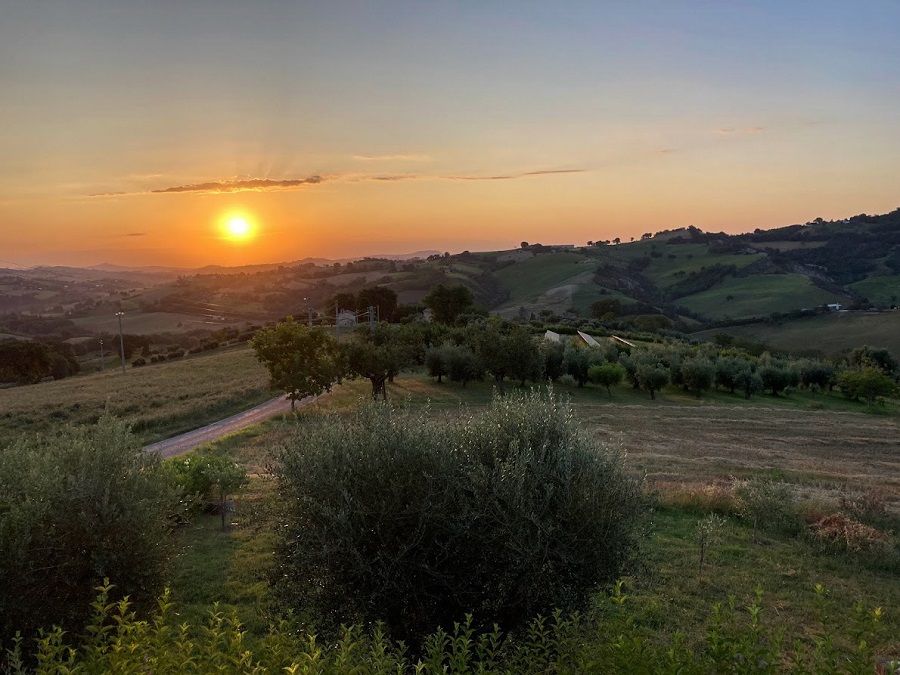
[220,214,256,242]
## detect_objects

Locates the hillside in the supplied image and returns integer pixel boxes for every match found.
[2,209,898,353]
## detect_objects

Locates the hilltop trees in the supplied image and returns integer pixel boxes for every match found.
[250,317,342,410]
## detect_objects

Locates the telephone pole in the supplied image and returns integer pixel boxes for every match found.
[99,339,104,372]
[304,297,312,327]
[334,300,339,337]
[116,311,126,373]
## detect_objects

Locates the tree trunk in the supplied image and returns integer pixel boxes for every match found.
[220,490,227,531]
[650,388,656,400]
[606,385,612,398]
[495,375,506,396]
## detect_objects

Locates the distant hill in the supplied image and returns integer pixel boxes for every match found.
[2,211,898,352]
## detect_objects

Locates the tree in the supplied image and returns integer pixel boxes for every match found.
[342,325,416,400]
[734,368,764,399]
[715,356,751,394]
[0,340,51,384]
[589,362,625,398]
[636,363,669,400]
[356,286,398,322]
[758,362,799,396]
[590,298,621,320]
[273,392,645,644]
[470,319,541,395]
[201,455,249,530]
[680,357,715,398]
[422,284,475,324]
[425,344,449,383]
[445,343,484,387]
[562,344,602,387]
[250,317,341,411]
[837,367,897,404]
[0,416,178,647]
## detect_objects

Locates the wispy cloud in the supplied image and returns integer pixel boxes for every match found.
[87,167,588,197]
[353,154,433,162]
[716,126,764,136]
[442,168,587,181]
[125,232,146,237]
[151,176,325,194]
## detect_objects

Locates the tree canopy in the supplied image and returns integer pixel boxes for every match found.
[250,317,341,410]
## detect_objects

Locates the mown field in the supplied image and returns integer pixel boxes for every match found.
[693,311,900,356]
[0,345,271,445]
[166,373,900,659]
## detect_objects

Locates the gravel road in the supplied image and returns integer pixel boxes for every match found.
[143,394,313,459]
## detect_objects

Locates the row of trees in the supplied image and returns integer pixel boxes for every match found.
[251,313,899,406]
[0,339,80,384]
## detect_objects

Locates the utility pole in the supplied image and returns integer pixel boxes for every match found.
[99,339,104,372]
[335,300,339,337]
[116,311,126,373]
[368,305,375,333]
[304,297,312,327]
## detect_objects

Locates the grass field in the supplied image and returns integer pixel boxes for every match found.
[167,373,900,658]
[693,310,900,356]
[849,276,900,306]
[676,274,840,320]
[0,345,272,446]
[72,311,247,335]
[494,252,594,305]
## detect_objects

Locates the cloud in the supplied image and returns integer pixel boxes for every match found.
[716,126,764,136]
[443,168,588,181]
[87,167,588,197]
[125,232,146,237]
[353,154,433,162]
[151,176,325,194]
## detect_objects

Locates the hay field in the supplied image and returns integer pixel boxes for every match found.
[572,401,900,508]
[0,345,271,445]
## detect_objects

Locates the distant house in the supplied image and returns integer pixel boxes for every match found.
[336,310,357,327]
[826,303,843,312]
[544,330,561,343]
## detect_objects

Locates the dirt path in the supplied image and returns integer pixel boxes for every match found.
[143,394,313,459]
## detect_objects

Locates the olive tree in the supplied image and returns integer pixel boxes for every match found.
[272,391,645,644]
[0,416,178,647]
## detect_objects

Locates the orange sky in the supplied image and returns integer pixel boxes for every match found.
[2,2,899,268]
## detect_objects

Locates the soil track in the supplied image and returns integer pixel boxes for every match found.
[143,394,311,459]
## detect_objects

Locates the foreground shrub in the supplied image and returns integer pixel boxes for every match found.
[8,582,894,674]
[0,416,178,648]
[273,390,645,643]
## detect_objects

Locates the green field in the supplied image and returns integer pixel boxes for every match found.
[0,345,271,445]
[72,311,247,335]
[692,310,900,356]
[494,252,594,305]
[165,373,900,660]
[849,276,900,306]
[676,274,839,320]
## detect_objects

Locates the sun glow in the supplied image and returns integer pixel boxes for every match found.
[220,214,256,242]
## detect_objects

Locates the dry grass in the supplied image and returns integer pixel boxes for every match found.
[571,401,900,511]
[0,345,272,445]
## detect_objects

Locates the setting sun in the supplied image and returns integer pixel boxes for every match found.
[220,214,256,242]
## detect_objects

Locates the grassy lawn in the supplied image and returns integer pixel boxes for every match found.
[0,345,272,445]
[692,311,900,356]
[165,372,900,658]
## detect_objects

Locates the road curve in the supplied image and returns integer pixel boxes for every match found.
[143,394,313,459]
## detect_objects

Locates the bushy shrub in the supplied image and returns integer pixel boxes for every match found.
[735,480,802,540]
[273,391,645,643]
[0,416,178,647]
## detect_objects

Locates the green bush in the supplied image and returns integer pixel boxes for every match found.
[272,391,645,644]
[0,416,178,648]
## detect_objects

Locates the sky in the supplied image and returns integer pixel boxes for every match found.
[1,0,899,268]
